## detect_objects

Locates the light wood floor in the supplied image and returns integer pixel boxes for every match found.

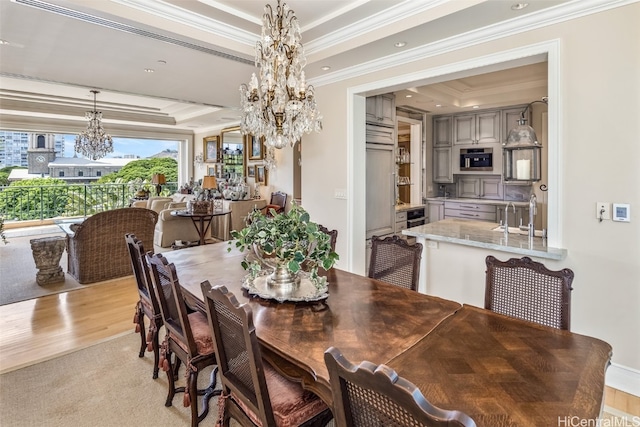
[1,268,638,417]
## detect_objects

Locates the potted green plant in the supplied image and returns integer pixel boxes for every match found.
[0,215,7,245]
[229,202,339,289]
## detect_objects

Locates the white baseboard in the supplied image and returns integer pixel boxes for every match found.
[606,362,640,397]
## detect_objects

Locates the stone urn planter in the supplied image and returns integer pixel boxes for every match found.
[30,236,66,286]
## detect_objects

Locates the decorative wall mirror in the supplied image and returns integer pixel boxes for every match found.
[220,126,247,178]
[203,135,220,163]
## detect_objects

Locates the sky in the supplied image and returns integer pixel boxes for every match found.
[61,134,178,159]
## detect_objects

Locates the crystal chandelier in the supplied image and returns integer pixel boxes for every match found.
[75,90,114,160]
[239,0,322,151]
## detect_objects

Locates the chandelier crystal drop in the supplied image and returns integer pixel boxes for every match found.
[239,0,322,150]
[75,90,114,160]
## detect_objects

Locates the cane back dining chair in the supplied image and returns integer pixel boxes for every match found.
[484,255,575,330]
[368,235,422,291]
[146,253,220,427]
[318,224,338,252]
[125,233,162,379]
[324,347,476,427]
[200,282,333,427]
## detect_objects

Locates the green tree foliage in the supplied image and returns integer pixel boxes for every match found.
[0,177,69,220]
[97,158,177,184]
[0,166,27,186]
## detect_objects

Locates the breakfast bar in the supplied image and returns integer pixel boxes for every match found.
[402,218,568,294]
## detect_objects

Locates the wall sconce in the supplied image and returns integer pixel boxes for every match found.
[152,173,166,196]
[503,98,548,183]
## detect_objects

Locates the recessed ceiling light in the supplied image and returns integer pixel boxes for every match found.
[394,41,407,48]
[321,66,331,71]
[144,68,154,73]
[472,105,480,109]
[405,94,412,98]
[511,3,529,10]
[0,40,9,45]
[435,104,442,108]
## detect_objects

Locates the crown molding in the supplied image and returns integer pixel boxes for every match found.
[310,0,637,88]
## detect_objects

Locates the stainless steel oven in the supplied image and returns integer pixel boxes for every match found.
[407,207,426,228]
[460,148,493,171]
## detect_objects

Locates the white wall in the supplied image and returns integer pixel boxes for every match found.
[270,3,640,392]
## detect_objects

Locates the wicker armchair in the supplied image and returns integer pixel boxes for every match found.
[484,255,574,330]
[66,208,158,284]
[368,235,422,291]
[324,347,476,427]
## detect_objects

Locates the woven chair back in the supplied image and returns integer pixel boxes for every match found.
[485,255,574,330]
[125,233,160,314]
[368,235,422,291]
[324,347,476,427]
[200,283,276,424]
[147,253,198,355]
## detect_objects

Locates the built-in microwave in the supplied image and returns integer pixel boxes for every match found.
[459,148,493,171]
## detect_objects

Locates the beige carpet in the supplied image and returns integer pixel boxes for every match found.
[0,332,229,427]
[0,226,87,306]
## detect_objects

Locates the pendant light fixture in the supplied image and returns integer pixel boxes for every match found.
[503,97,548,183]
[75,90,114,160]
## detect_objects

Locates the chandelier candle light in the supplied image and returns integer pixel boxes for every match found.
[239,0,322,158]
[75,90,114,160]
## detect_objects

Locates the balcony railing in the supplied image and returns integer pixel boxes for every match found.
[0,182,178,222]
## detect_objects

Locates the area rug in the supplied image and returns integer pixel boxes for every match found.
[0,332,227,427]
[0,227,87,306]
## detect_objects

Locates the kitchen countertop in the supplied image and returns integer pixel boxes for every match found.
[402,218,567,260]
[395,203,426,212]
[426,197,530,207]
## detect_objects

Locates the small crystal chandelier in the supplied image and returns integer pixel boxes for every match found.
[75,90,114,160]
[239,0,322,150]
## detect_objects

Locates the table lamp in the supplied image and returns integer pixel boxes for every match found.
[202,175,217,200]
[152,173,166,196]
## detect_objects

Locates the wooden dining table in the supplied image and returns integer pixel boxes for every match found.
[161,242,612,426]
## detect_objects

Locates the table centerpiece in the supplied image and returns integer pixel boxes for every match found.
[229,201,338,301]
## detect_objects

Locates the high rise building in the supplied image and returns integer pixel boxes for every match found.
[0,131,65,168]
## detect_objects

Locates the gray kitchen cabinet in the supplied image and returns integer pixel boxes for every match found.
[395,210,408,234]
[433,147,453,183]
[366,125,394,145]
[433,115,453,147]
[453,110,500,145]
[444,200,497,222]
[366,142,396,239]
[497,205,531,228]
[366,94,395,128]
[456,176,503,200]
[428,200,444,223]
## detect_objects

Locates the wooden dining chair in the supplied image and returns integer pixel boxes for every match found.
[146,253,219,427]
[368,235,422,291]
[318,224,338,252]
[484,255,574,330]
[324,347,476,427]
[125,233,163,379]
[200,282,333,427]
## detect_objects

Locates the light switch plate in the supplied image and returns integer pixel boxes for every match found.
[596,202,610,221]
[334,189,347,199]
